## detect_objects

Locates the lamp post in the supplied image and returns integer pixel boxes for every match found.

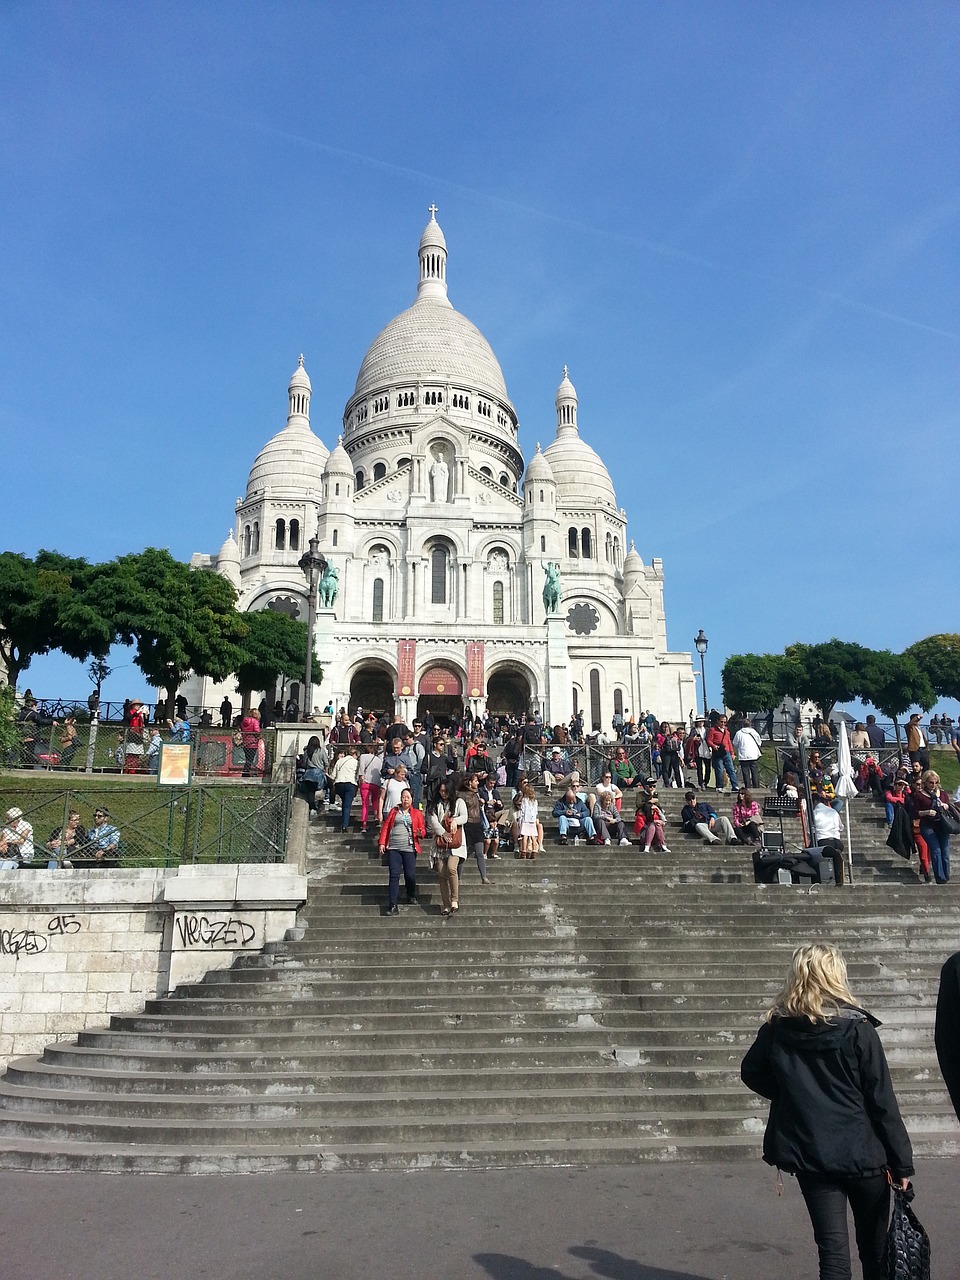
[298,534,327,720]
[694,629,709,717]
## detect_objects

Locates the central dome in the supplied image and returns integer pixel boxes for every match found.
[353,299,509,403]
[348,210,513,414]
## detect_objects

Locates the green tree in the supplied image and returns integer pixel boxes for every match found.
[0,684,19,762]
[91,549,247,717]
[777,639,875,723]
[0,551,113,687]
[862,650,935,750]
[234,608,310,703]
[721,653,784,717]
[905,634,960,702]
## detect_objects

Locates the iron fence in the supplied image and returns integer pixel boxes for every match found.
[0,784,291,869]
[6,723,277,780]
[522,743,653,786]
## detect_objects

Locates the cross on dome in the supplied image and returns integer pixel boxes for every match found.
[428,203,439,219]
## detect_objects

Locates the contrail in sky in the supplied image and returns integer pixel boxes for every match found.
[215,112,959,343]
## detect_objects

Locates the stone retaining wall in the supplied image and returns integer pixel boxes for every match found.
[0,865,307,1071]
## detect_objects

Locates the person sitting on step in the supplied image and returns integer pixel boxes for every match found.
[552,788,598,845]
[680,792,738,845]
[593,784,631,846]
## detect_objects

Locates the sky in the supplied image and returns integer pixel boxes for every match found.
[1,0,958,716]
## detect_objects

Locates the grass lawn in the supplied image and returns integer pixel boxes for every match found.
[0,772,290,867]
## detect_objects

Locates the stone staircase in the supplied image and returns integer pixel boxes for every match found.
[0,790,957,1172]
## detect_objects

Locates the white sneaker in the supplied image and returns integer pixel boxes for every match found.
[604,838,612,845]
[619,838,631,846]
[661,846,672,854]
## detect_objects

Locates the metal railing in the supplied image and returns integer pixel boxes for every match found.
[6,723,277,780]
[522,743,653,786]
[0,785,291,869]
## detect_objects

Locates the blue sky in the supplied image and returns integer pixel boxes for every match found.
[2,1,958,715]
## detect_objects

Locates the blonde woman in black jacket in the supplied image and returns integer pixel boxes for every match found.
[741,943,913,1280]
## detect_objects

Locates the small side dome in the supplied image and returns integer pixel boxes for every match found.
[217,530,241,564]
[524,444,554,484]
[622,540,644,591]
[555,365,577,407]
[324,436,353,476]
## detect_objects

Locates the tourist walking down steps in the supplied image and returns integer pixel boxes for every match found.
[741,943,913,1280]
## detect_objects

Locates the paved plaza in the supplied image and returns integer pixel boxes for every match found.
[2,1158,957,1280]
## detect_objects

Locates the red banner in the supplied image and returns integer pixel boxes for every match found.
[397,640,416,697]
[418,666,462,696]
[466,641,484,700]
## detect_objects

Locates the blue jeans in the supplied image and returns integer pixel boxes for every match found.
[713,751,737,789]
[558,815,597,839]
[884,800,895,824]
[336,782,357,830]
[920,822,951,883]
[387,847,417,907]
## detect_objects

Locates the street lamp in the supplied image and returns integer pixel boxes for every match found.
[298,533,327,720]
[694,629,709,717]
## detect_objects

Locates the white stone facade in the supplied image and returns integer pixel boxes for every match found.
[188,211,695,728]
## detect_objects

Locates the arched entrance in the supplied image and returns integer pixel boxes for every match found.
[417,665,463,726]
[348,664,395,718]
[486,666,533,719]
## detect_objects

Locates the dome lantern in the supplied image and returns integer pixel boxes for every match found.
[417,204,450,305]
[555,365,578,436]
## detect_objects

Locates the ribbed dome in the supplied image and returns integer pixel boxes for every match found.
[524,445,554,483]
[622,540,643,573]
[217,530,240,564]
[246,424,329,498]
[353,299,510,405]
[289,354,311,392]
[543,433,617,507]
[324,437,353,476]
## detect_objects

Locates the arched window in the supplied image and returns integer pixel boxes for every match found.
[242,525,251,557]
[605,533,612,563]
[275,519,286,551]
[397,456,411,470]
[252,522,260,554]
[480,465,493,479]
[568,527,579,558]
[335,483,340,496]
[332,530,338,547]
[613,537,621,567]
[289,519,300,551]
[499,473,509,487]
[614,688,624,717]
[372,578,384,623]
[581,527,592,559]
[540,536,546,552]
[373,462,386,482]
[431,546,448,604]
[493,580,504,625]
[539,489,544,503]
[589,669,601,732]
[355,470,365,490]
[572,686,579,714]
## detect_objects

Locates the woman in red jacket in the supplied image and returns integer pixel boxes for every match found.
[378,787,427,915]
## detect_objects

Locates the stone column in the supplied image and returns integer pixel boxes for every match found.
[545,614,573,728]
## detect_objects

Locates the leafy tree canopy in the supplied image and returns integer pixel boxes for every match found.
[777,639,875,722]
[234,608,310,696]
[905,634,960,702]
[721,653,784,715]
[88,549,247,713]
[0,550,113,687]
[860,650,934,743]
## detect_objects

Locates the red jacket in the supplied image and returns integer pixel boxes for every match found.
[378,805,426,855]
[707,726,734,755]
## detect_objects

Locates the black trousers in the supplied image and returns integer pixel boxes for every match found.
[796,1172,889,1280]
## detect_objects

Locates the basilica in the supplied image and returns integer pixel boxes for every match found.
[188,210,695,727]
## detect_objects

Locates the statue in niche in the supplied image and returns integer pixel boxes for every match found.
[429,447,450,502]
[488,550,508,572]
[542,562,562,615]
[318,563,340,608]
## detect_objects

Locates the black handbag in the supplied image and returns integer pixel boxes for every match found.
[886,1185,931,1280]
[939,802,960,836]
